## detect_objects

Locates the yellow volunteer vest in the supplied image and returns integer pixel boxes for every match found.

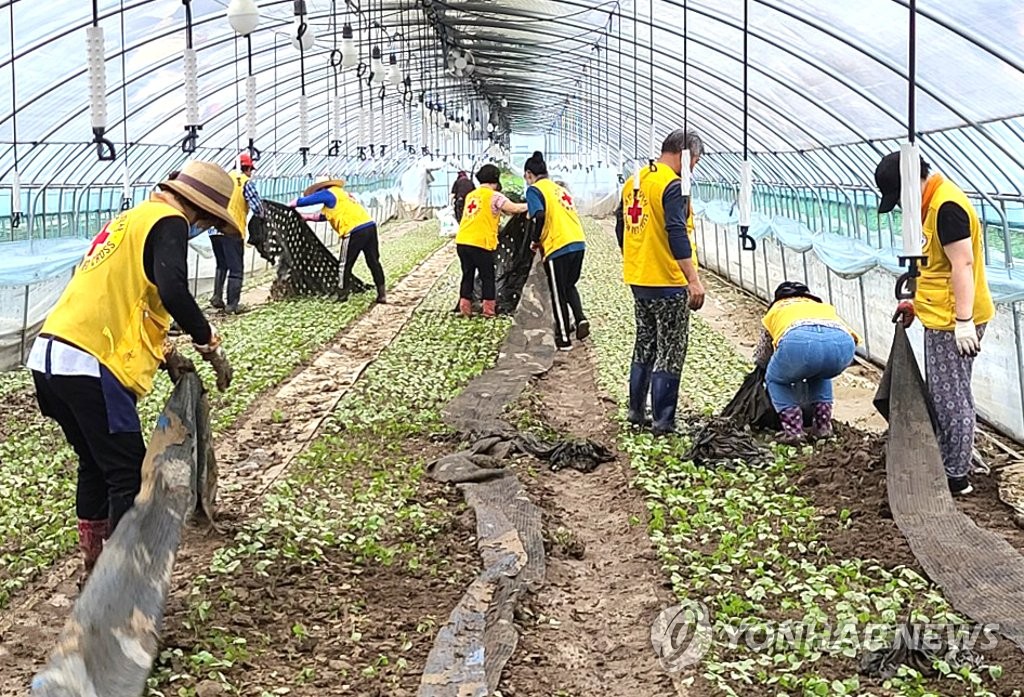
[42,199,182,396]
[228,170,250,241]
[323,186,373,237]
[620,165,687,287]
[455,187,501,251]
[917,177,995,331]
[532,178,585,259]
[762,298,859,347]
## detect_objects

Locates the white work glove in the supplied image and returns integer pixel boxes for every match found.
[954,319,981,357]
[193,324,234,391]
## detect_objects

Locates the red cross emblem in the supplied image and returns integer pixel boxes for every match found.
[87,224,112,257]
[561,191,574,208]
[627,196,644,225]
[467,200,478,215]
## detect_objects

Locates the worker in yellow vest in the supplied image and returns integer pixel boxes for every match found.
[616,130,706,436]
[210,153,264,314]
[524,151,588,351]
[290,177,386,303]
[28,161,236,583]
[454,164,528,317]
[876,152,995,496]
[752,281,859,444]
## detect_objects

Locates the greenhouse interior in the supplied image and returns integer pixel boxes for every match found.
[5,0,1024,695]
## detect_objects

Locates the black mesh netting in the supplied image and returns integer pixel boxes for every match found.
[256,201,371,299]
[720,366,813,430]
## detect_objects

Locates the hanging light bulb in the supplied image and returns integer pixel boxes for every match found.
[341,22,358,69]
[386,53,402,86]
[487,122,495,133]
[500,97,508,108]
[226,0,260,36]
[291,3,315,52]
[371,47,385,84]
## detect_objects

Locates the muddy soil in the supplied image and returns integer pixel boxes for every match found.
[0,242,454,694]
[499,346,686,697]
[793,425,1024,695]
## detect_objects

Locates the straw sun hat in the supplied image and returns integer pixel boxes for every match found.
[159,160,240,236]
[303,175,347,197]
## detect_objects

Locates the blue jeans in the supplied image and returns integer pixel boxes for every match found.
[766,325,856,411]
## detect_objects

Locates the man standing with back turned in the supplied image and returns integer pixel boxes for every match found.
[617,129,706,436]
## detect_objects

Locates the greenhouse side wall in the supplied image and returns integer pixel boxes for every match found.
[695,217,1024,442]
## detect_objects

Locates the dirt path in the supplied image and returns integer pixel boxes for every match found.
[499,346,683,697]
[0,241,455,694]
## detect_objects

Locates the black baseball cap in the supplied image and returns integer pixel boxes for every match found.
[476,164,501,185]
[875,151,930,214]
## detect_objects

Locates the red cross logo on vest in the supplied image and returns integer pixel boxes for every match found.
[87,223,112,257]
[561,191,574,209]
[467,199,478,215]
[627,196,644,225]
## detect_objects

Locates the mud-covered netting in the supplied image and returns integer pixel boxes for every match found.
[257,201,370,298]
[422,264,588,696]
[859,621,985,680]
[31,373,216,697]
[873,324,1024,650]
[721,366,813,430]
[680,417,771,468]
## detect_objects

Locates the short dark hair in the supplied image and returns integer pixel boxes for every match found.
[524,151,548,177]
[661,129,705,158]
[476,164,501,185]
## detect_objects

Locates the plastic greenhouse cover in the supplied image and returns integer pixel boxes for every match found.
[696,196,1024,303]
[0,238,88,286]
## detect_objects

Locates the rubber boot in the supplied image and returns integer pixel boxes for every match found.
[459,298,473,317]
[375,284,387,304]
[210,269,227,310]
[225,275,249,314]
[627,363,652,427]
[777,406,806,445]
[482,300,497,318]
[77,518,109,588]
[650,372,681,436]
[809,402,834,440]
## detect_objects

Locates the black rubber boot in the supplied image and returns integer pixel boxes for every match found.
[225,275,249,314]
[375,284,387,304]
[210,269,227,309]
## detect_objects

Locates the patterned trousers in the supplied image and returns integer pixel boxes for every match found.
[632,292,692,377]
[924,325,985,479]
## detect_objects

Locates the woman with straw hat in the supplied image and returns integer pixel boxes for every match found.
[28,160,237,585]
[290,177,387,303]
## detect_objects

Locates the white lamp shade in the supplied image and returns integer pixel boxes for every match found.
[227,0,260,36]
[341,38,358,68]
[291,18,315,51]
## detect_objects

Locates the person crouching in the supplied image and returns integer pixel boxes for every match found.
[752,282,860,443]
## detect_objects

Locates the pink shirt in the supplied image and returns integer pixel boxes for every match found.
[491,192,509,216]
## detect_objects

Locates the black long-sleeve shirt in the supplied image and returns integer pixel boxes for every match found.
[142,217,212,345]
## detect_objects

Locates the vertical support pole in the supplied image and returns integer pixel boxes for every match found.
[21,285,30,366]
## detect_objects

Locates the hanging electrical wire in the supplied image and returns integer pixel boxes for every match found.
[182,0,202,154]
[8,3,22,229]
[647,0,656,171]
[630,0,640,193]
[679,0,692,200]
[737,0,756,251]
[118,0,131,211]
[895,0,926,300]
[294,1,311,166]
[615,7,624,183]
[329,0,343,157]
[87,0,116,161]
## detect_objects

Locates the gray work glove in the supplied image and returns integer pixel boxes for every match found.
[193,324,234,392]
